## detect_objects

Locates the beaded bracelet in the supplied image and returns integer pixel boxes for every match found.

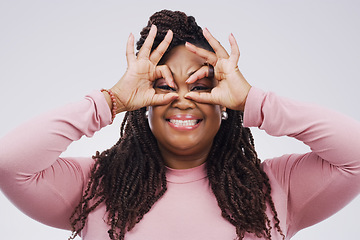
[101,89,117,124]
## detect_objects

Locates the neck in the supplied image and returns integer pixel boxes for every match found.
[158,144,211,169]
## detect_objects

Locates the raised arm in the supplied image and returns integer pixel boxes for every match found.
[0,25,179,230]
[185,28,360,238]
[243,87,360,237]
[0,91,112,229]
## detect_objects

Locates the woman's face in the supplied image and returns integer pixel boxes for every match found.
[148,45,223,164]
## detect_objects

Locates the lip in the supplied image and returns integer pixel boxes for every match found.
[166,114,203,130]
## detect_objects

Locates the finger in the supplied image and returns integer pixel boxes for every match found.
[229,33,240,63]
[203,28,229,58]
[126,33,135,65]
[155,65,175,88]
[184,92,217,105]
[138,25,157,59]
[185,65,210,84]
[150,30,173,64]
[151,93,179,106]
[185,42,218,66]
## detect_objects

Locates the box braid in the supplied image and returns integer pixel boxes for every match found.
[207,109,284,239]
[69,9,284,240]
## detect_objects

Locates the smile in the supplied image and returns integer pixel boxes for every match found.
[166,115,203,130]
[168,119,200,126]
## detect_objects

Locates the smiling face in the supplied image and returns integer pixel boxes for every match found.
[148,45,223,168]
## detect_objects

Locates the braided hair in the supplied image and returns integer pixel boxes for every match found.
[69,9,284,240]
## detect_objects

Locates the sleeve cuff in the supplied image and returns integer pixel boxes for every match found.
[243,87,266,128]
[86,90,113,127]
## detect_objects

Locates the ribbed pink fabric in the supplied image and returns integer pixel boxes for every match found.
[0,87,359,239]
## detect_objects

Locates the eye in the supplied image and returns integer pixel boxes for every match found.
[156,85,176,91]
[154,78,176,92]
[188,77,213,92]
[190,85,211,92]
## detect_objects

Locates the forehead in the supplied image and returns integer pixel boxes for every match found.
[162,45,206,68]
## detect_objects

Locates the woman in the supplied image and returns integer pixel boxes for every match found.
[0,9,359,240]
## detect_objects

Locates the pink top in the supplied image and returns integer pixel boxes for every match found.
[0,87,359,239]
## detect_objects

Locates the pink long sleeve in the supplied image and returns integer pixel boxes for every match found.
[243,87,360,238]
[1,87,359,239]
[0,91,112,230]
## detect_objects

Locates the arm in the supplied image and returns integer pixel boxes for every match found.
[0,26,178,231]
[0,90,112,229]
[243,87,360,237]
[183,29,360,235]
[180,26,360,238]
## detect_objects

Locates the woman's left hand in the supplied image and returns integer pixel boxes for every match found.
[184,28,251,111]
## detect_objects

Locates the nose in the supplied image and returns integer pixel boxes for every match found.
[171,88,196,110]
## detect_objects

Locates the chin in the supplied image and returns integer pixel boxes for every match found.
[164,140,212,156]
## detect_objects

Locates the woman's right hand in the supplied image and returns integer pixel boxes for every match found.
[110,25,178,113]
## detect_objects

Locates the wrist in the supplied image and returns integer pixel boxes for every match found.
[234,70,251,112]
[237,84,251,112]
[110,86,127,113]
[101,89,118,123]
[102,91,113,110]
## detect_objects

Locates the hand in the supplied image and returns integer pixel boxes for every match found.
[184,28,251,111]
[110,25,178,112]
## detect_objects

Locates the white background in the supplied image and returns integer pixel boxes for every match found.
[0,0,359,239]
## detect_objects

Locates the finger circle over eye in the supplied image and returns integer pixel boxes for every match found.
[155,65,175,88]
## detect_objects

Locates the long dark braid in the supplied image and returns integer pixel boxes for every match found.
[207,109,284,239]
[69,108,168,240]
[69,9,284,240]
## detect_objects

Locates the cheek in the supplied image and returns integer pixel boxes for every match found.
[207,105,222,124]
[201,105,223,137]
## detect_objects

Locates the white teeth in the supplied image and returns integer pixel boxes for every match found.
[169,119,198,126]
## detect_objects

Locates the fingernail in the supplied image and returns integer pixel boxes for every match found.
[170,93,179,100]
[185,42,196,52]
[167,78,173,87]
